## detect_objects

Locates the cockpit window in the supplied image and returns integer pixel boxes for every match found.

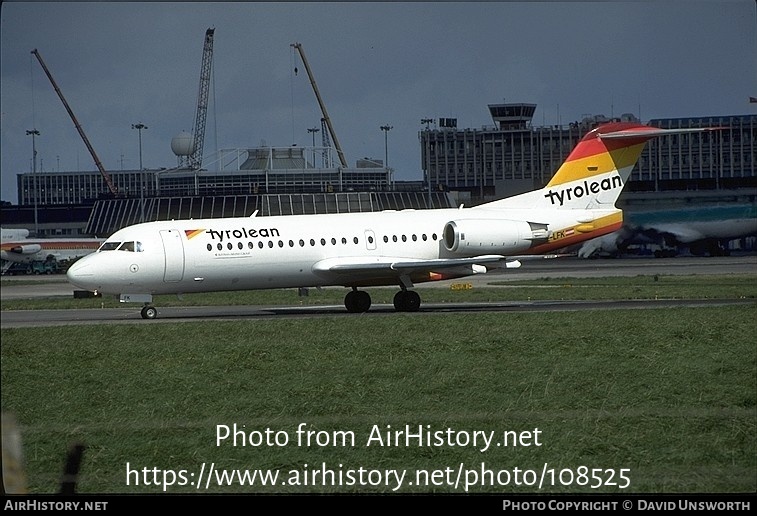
[99,241,143,252]
[99,242,121,251]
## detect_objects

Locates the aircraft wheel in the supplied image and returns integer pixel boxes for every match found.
[141,306,158,319]
[393,290,421,312]
[356,291,371,312]
[345,290,371,313]
[393,291,407,311]
[405,291,421,312]
[345,291,357,312]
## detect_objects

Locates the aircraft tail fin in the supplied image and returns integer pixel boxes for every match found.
[483,123,721,210]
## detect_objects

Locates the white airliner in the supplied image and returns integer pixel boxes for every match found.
[67,122,719,319]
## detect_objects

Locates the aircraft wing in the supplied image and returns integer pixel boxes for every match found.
[312,253,568,279]
[312,254,509,275]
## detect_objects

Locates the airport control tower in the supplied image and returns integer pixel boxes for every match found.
[488,103,536,130]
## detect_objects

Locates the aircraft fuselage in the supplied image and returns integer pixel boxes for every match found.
[67,206,619,298]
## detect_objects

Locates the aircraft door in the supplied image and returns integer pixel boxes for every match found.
[364,230,377,251]
[160,229,185,282]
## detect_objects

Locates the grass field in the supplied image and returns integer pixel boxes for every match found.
[1,275,755,494]
[2,273,756,310]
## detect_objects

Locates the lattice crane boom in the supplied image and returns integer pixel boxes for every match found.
[188,28,215,170]
[291,42,348,168]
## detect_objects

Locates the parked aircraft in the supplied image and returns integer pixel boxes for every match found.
[576,204,757,258]
[1,228,31,242]
[1,229,103,266]
[67,122,720,319]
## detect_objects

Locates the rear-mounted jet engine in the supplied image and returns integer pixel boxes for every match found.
[443,219,550,255]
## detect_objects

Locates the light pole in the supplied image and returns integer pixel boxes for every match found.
[26,129,40,235]
[421,118,434,206]
[380,125,393,190]
[380,125,393,167]
[132,123,148,222]
[308,127,319,167]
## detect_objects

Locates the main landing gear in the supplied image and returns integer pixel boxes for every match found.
[344,288,371,313]
[343,287,421,313]
[393,290,421,312]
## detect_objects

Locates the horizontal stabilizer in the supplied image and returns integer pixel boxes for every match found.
[598,126,723,140]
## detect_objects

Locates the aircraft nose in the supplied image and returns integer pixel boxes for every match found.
[66,255,96,288]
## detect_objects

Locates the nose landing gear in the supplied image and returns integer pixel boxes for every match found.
[140,305,158,319]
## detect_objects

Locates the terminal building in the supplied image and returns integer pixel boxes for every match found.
[8,144,449,237]
[6,103,756,239]
[15,145,395,205]
[419,103,756,199]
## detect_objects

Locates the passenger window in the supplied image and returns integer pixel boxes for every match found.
[207,244,212,251]
[383,236,389,243]
[353,237,359,244]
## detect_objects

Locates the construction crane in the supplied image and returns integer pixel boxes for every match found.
[182,28,215,170]
[320,118,332,168]
[31,49,119,196]
[291,42,348,168]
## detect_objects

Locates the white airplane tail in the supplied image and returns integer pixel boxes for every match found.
[482,123,720,211]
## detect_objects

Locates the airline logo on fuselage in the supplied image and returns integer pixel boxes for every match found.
[205,227,281,242]
[544,174,623,206]
[185,229,205,240]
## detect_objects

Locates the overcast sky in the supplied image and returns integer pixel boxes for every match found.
[1,1,755,204]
